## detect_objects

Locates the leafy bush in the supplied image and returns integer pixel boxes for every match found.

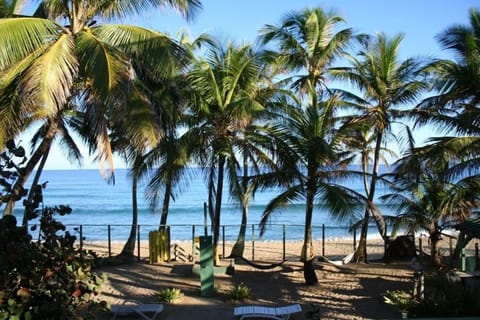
[228,283,250,300]
[0,206,107,319]
[154,288,183,303]
[383,272,480,318]
[383,290,412,311]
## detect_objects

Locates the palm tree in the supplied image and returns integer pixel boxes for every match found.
[412,8,480,264]
[258,95,363,285]
[257,7,359,283]
[330,32,430,262]
[259,7,353,104]
[142,78,190,233]
[416,8,480,135]
[140,33,213,234]
[184,39,272,265]
[0,0,201,215]
[383,134,480,266]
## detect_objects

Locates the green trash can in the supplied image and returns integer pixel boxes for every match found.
[149,228,171,263]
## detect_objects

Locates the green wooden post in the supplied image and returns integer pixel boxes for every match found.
[199,235,214,297]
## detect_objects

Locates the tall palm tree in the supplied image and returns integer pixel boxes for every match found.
[142,77,190,233]
[184,39,272,265]
[0,0,201,215]
[257,7,358,283]
[330,32,430,262]
[140,33,213,234]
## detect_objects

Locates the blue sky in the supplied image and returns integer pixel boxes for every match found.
[43,0,478,170]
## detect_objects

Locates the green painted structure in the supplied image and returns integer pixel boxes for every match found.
[198,235,215,297]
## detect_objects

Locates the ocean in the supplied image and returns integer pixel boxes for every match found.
[12,168,393,242]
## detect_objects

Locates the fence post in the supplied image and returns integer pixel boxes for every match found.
[79,225,83,260]
[450,237,453,256]
[137,225,141,261]
[353,227,356,251]
[476,243,479,271]
[192,225,196,260]
[107,225,111,257]
[419,237,423,264]
[252,224,255,261]
[322,224,325,256]
[222,225,225,259]
[283,224,286,261]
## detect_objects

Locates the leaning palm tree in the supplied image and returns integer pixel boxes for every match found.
[411,8,480,264]
[184,39,272,265]
[0,0,201,215]
[330,32,430,262]
[383,133,480,266]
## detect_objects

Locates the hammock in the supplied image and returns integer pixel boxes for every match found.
[318,250,355,266]
[238,256,286,270]
[318,243,360,266]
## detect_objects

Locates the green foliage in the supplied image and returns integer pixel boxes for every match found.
[0,206,107,319]
[228,283,250,300]
[0,140,27,206]
[154,288,182,303]
[382,290,412,311]
[383,272,480,318]
[407,272,480,317]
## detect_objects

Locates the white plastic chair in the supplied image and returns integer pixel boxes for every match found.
[110,300,164,320]
[234,304,302,320]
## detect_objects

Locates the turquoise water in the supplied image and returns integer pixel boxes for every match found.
[12,168,393,241]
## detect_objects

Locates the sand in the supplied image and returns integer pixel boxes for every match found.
[91,239,418,319]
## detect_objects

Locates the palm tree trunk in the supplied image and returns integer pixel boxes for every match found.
[159,180,172,232]
[121,170,138,257]
[354,209,369,262]
[430,228,442,266]
[229,205,247,258]
[3,120,58,216]
[302,173,318,285]
[22,147,51,226]
[213,156,225,266]
[369,135,387,239]
[229,151,249,258]
[354,135,387,263]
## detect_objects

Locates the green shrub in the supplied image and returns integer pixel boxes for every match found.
[383,272,480,318]
[0,144,107,319]
[383,290,412,311]
[0,207,107,319]
[154,288,183,303]
[228,283,250,300]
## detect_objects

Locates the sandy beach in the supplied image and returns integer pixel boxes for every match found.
[91,239,420,319]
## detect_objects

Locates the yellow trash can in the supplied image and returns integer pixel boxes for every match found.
[149,228,170,263]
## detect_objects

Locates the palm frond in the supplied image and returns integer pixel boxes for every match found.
[0,18,60,71]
